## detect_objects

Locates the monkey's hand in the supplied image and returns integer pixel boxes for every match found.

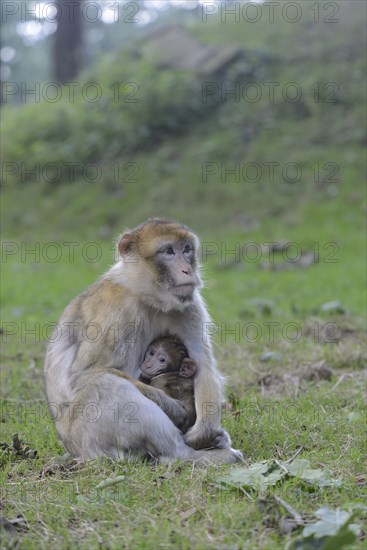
[136,381,188,429]
[160,394,188,431]
[184,424,232,450]
[184,425,243,462]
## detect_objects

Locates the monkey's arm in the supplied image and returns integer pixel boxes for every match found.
[181,303,232,450]
[99,368,188,430]
[148,373,196,434]
[184,356,231,449]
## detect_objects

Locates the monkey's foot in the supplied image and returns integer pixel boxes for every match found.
[192,447,244,465]
[211,427,232,449]
[184,425,232,450]
[228,448,244,463]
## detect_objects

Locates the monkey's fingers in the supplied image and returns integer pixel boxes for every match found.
[210,428,233,449]
[184,425,232,450]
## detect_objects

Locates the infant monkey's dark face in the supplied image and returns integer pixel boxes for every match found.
[140,336,198,434]
[140,336,197,381]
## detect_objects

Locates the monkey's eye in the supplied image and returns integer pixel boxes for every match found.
[183,244,192,254]
[159,357,166,363]
[165,246,175,255]
[149,350,155,356]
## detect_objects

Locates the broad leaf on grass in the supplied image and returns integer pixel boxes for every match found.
[284,459,341,488]
[217,460,284,490]
[290,526,356,550]
[217,459,341,491]
[290,507,360,550]
[303,507,351,537]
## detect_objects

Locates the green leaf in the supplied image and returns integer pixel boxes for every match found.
[95,476,125,491]
[217,459,341,492]
[303,508,351,537]
[217,460,284,490]
[290,526,356,550]
[319,525,357,550]
[283,459,342,488]
[291,507,358,550]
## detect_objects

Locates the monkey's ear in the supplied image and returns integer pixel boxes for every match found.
[179,358,197,378]
[118,233,134,256]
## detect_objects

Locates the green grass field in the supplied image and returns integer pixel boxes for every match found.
[1,2,366,548]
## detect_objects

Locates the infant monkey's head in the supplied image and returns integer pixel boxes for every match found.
[140,335,197,381]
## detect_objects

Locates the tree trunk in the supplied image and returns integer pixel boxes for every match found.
[54,0,83,84]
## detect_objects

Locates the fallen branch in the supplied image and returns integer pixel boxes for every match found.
[274,495,305,525]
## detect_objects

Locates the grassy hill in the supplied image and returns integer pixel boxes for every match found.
[2,1,366,322]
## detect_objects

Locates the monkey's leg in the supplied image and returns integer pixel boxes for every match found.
[61,375,242,464]
[87,368,189,430]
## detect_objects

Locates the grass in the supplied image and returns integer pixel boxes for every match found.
[1,2,366,548]
[1,225,366,549]
[0,369,365,548]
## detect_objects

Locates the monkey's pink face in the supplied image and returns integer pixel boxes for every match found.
[153,240,200,302]
[118,221,202,308]
[141,344,171,379]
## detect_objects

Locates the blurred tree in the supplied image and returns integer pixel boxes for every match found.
[54,0,83,83]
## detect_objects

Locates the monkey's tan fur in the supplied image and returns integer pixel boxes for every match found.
[44,219,242,464]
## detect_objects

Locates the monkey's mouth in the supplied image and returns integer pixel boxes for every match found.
[173,283,195,297]
[141,371,156,379]
[141,368,164,379]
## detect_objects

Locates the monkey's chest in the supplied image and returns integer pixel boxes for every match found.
[115,308,190,378]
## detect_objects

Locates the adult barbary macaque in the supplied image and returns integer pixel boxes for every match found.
[44,218,242,464]
[139,335,197,433]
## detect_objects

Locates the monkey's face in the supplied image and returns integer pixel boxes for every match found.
[153,240,200,301]
[141,343,175,379]
[118,219,202,309]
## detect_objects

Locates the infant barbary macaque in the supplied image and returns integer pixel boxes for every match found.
[140,335,197,433]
